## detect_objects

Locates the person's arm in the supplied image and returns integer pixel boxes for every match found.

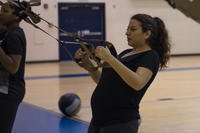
[74,48,102,84]
[95,46,153,91]
[0,48,22,74]
[106,56,152,91]
[88,68,102,84]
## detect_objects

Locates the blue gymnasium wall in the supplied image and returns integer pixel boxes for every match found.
[58,3,105,60]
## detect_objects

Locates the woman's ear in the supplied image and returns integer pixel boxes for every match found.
[144,30,152,40]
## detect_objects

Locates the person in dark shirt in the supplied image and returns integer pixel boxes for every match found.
[75,14,171,133]
[0,2,26,133]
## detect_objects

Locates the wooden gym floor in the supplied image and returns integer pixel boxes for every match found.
[14,55,200,133]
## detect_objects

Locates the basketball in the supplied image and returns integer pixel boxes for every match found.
[58,93,81,116]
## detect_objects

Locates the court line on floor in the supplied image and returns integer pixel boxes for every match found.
[160,66,200,72]
[25,73,89,80]
[25,66,200,80]
[143,96,200,103]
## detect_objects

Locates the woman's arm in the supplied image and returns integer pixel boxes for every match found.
[95,46,153,91]
[74,48,102,84]
[0,48,21,74]
[88,68,102,84]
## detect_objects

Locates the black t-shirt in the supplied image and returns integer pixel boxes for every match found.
[0,26,26,102]
[91,49,160,126]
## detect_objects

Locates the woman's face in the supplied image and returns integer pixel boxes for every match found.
[0,3,17,25]
[126,19,149,48]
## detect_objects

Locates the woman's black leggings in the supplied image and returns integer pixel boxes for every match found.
[88,119,140,133]
[0,97,20,133]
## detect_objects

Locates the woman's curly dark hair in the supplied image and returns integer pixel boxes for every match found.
[131,14,171,69]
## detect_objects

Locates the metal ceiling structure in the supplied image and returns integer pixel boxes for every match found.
[166,0,200,23]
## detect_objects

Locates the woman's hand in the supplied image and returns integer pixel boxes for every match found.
[74,48,97,72]
[74,48,88,63]
[94,46,113,63]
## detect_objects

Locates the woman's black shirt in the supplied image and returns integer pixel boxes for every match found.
[91,49,159,126]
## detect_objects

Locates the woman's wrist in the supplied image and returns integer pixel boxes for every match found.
[88,67,98,73]
[105,55,115,65]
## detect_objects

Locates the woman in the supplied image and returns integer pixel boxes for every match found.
[0,2,27,133]
[75,14,171,133]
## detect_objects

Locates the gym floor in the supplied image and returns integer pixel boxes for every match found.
[13,56,200,133]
